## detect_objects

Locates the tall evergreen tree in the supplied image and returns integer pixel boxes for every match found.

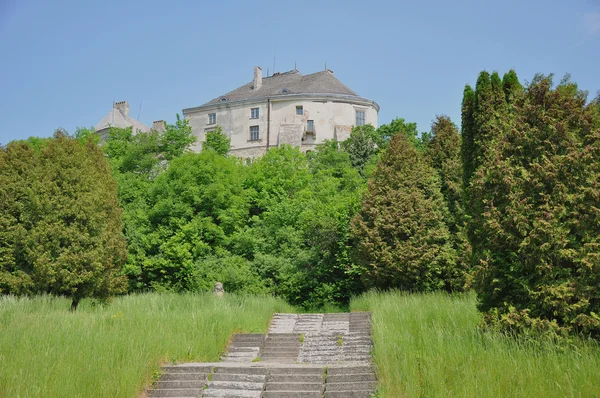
[471,74,600,339]
[351,134,459,292]
[502,69,523,107]
[460,85,476,189]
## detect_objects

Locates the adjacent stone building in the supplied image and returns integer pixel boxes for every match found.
[183,67,379,157]
[94,101,165,141]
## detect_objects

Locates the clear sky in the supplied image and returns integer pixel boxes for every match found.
[0,0,599,143]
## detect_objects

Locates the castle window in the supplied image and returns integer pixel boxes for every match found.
[306,120,314,133]
[356,110,365,126]
[250,125,260,141]
[251,107,259,119]
[208,113,216,124]
[296,106,303,116]
[280,88,290,93]
[220,97,228,102]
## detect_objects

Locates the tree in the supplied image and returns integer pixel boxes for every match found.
[0,131,127,310]
[341,125,379,176]
[461,85,476,189]
[202,125,230,156]
[471,74,600,339]
[376,118,422,151]
[502,69,523,107]
[351,133,459,292]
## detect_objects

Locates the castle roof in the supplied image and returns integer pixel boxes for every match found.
[202,69,360,106]
[94,101,151,133]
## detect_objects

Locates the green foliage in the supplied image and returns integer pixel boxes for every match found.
[341,124,379,176]
[470,74,600,339]
[0,132,127,309]
[351,133,460,292]
[377,117,423,151]
[427,116,469,282]
[460,84,476,188]
[202,125,231,156]
[502,69,523,107]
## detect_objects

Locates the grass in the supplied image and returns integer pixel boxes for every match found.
[0,292,294,397]
[351,290,600,398]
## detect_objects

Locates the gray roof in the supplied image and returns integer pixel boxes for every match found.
[202,69,360,106]
[94,106,151,133]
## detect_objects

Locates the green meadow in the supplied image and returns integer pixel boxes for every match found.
[352,291,600,398]
[0,293,293,397]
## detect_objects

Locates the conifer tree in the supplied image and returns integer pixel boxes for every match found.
[460,85,476,188]
[471,74,600,338]
[351,134,459,292]
[0,132,127,310]
[502,69,523,107]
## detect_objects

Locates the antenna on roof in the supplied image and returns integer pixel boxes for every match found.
[137,97,143,120]
[267,68,269,77]
[325,62,327,71]
[294,61,297,71]
[273,45,276,74]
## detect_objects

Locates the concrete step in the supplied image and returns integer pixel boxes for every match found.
[327,367,374,375]
[326,373,376,383]
[324,391,375,398]
[265,382,322,391]
[269,367,324,375]
[147,388,201,397]
[268,374,323,383]
[202,389,262,397]
[230,341,266,347]
[155,380,206,389]
[162,365,213,373]
[212,373,266,382]
[160,373,209,381]
[325,381,378,391]
[262,392,322,398]
[207,380,264,390]
[214,367,268,375]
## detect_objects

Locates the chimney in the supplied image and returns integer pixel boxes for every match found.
[115,101,129,117]
[153,120,166,132]
[253,66,262,90]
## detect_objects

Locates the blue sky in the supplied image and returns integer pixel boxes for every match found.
[0,0,599,143]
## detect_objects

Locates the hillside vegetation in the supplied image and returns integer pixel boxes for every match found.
[0,293,294,398]
[352,291,600,397]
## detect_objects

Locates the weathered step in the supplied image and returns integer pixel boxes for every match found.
[214,367,268,375]
[324,391,375,398]
[230,341,266,347]
[207,380,264,390]
[212,373,266,382]
[160,372,209,381]
[327,367,374,375]
[268,374,323,383]
[147,388,201,397]
[155,380,206,389]
[162,365,213,373]
[325,381,378,391]
[265,382,322,391]
[202,389,262,397]
[326,373,376,383]
[269,367,324,375]
[262,391,322,398]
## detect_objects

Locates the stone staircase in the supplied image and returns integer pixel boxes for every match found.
[146,312,377,398]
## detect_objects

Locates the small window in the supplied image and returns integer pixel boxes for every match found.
[296,106,303,116]
[280,88,290,93]
[250,125,260,141]
[220,97,228,102]
[356,110,365,126]
[251,107,259,119]
[307,120,314,132]
[208,113,216,124]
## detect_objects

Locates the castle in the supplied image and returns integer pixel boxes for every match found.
[95,67,379,156]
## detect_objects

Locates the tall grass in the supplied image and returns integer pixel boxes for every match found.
[0,293,294,397]
[351,291,600,398]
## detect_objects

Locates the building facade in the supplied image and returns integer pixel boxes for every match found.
[183,67,379,157]
[94,101,165,142]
